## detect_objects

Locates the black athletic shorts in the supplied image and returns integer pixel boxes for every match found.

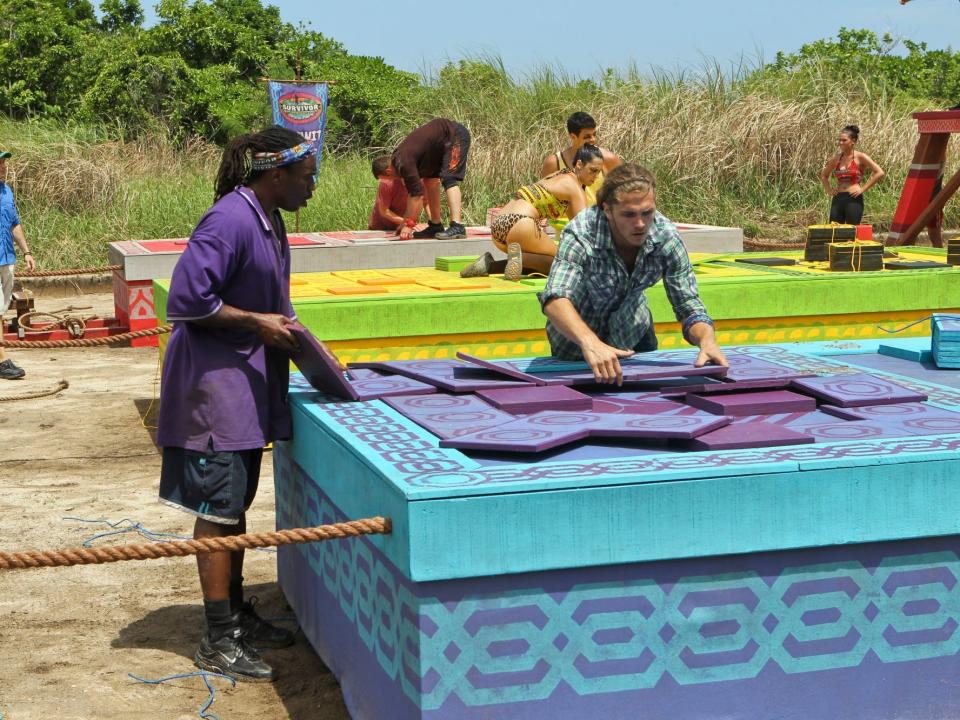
[829,192,864,225]
[159,440,262,525]
[440,123,471,190]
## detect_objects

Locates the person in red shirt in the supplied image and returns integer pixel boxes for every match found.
[368,156,411,231]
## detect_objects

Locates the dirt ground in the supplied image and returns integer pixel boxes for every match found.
[0,282,351,720]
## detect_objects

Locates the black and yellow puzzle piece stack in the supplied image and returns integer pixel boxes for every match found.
[948,238,960,266]
[827,241,884,272]
[805,224,856,261]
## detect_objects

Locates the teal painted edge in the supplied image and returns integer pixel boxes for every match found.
[279,406,413,576]
[405,458,960,581]
[289,388,482,481]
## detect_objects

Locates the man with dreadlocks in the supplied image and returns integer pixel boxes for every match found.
[541,163,727,385]
[157,125,316,683]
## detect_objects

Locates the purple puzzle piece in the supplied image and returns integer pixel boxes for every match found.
[475,385,593,414]
[288,322,358,400]
[439,412,589,452]
[790,373,927,407]
[660,377,795,398]
[345,369,438,401]
[442,408,731,453]
[782,410,915,441]
[383,393,513,439]
[591,392,706,415]
[585,412,732,439]
[350,360,532,392]
[456,352,561,386]
[821,402,960,436]
[721,354,815,382]
[535,363,727,386]
[684,390,817,417]
[687,422,815,450]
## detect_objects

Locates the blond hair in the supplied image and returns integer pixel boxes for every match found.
[596,163,656,208]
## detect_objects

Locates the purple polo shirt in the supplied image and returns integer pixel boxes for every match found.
[157,187,296,451]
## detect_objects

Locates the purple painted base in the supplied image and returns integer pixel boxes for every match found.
[277,458,960,720]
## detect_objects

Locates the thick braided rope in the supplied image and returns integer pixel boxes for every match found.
[17,265,121,278]
[0,324,171,348]
[0,517,391,570]
[0,379,69,403]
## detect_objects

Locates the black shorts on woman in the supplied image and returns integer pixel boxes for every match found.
[830,192,864,225]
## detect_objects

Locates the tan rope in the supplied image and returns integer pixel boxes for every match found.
[0,324,171,348]
[0,517,392,570]
[0,379,69,402]
[17,265,121,278]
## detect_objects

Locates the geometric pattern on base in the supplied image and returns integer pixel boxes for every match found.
[276,452,960,712]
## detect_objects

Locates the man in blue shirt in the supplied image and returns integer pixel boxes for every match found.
[0,150,36,380]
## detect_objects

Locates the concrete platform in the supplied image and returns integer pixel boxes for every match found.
[109,224,744,281]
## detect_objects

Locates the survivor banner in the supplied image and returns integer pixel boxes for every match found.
[267,81,330,174]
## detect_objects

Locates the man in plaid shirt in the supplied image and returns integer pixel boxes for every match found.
[541,164,727,384]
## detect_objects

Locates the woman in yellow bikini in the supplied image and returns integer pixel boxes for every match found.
[461,144,604,281]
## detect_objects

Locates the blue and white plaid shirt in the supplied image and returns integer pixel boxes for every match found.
[539,206,713,360]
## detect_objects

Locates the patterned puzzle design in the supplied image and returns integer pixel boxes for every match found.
[289,345,960,492]
[441,411,732,452]
[791,373,928,407]
[276,457,960,713]
[382,394,513,439]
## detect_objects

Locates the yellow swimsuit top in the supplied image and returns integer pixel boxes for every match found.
[515,177,569,220]
[556,150,603,206]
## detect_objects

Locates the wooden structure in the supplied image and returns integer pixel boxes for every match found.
[887,110,960,246]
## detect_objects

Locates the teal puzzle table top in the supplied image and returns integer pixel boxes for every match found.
[279,338,960,584]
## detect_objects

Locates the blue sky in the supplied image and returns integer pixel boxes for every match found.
[151,0,959,79]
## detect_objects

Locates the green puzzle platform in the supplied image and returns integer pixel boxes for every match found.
[154,247,960,362]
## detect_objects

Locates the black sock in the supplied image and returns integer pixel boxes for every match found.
[229,576,245,614]
[203,598,235,640]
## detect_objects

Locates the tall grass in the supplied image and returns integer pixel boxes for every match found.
[0,59,956,269]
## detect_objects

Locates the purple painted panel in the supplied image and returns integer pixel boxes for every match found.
[439,417,587,452]
[684,390,817,417]
[819,405,867,421]
[383,393,514,439]
[347,369,438,401]
[350,360,533,392]
[443,409,732,452]
[536,363,727,386]
[456,352,556,386]
[591,393,696,415]
[585,412,733,439]
[660,377,795,398]
[687,422,815,450]
[782,410,915,442]
[475,385,593,414]
[791,373,928,407]
[288,322,358,401]
[722,354,816,382]
[823,402,960,436]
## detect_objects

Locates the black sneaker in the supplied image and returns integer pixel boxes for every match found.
[0,359,25,380]
[412,221,444,239]
[194,625,275,682]
[436,222,467,240]
[238,598,296,649]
